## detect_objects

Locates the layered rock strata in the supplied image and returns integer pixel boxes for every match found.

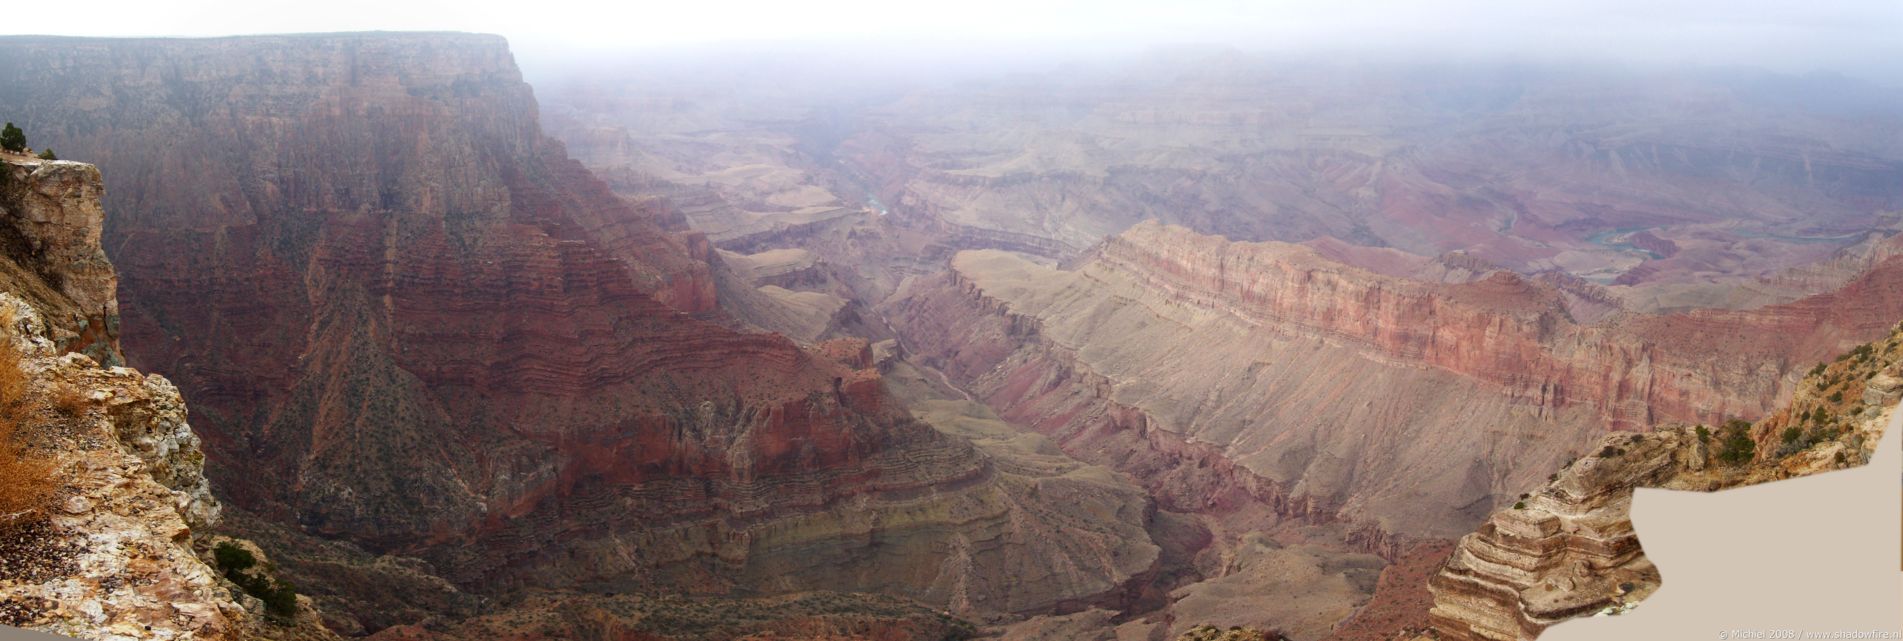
[1092,222,1903,430]
[1426,323,1903,641]
[0,33,1158,630]
[886,223,1903,541]
[0,157,119,365]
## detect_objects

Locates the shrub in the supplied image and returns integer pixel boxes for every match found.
[34,148,54,161]
[1513,501,1526,510]
[230,569,297,619]
[213,541,257,573]
[50,384,88,417]
[213,541,297,622]
[0,123,23,153]
[0,339,56,530]
[1695,425,1710,442]
[1781,427,1803,444]
[1717,421,1756,467]
[1809,363,1827,377]
[1828,391,1843,404]
[257,580,298,619]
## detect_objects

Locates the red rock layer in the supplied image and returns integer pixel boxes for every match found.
[883,222,1903,555]
[1089,222,1903,430]
[0,33,1003,610]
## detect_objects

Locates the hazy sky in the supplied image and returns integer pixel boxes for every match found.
[11,0,1903,79]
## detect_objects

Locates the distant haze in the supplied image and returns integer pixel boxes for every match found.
[8,0,1903,82]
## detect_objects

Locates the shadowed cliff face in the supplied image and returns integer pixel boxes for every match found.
[0,34,1162,625]
[0,32,723,547]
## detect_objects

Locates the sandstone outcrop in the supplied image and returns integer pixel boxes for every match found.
[1425,323,1903,641]
[0,155,334,641]
[0,156,119,365]
[0,292,242,641]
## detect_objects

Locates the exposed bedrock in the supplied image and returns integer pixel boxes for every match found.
[0,158,120,364]
[0,33,1158,628]
[0,155,334,640]
[1426,324,1902,640]
[1091,222,1903,430]
[885,223,1903,543]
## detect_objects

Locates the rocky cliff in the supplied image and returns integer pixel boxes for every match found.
[0,158,119,365]
[885,223,1903,543]
[1093,221,1903,431]
[1425,323,1903,641]
[0,33,1160,632]
[0,154,331,641]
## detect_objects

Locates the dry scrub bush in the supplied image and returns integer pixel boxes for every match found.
[0,337,56,530]
[50,381,87,418]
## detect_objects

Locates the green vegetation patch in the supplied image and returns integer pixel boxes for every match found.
[212,541,298,622]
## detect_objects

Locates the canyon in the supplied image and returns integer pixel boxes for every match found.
[0,32,1897,641]
[886,220,1903,535]
[0,34,1163,638]
[540,54,1903,313]
[534,50,1903,641]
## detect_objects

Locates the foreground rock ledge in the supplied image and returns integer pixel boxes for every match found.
[1424,323,1903,641]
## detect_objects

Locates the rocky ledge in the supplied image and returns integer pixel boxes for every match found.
[0,155,118,365]
[1425,322,1903,641]
[0,155,333,640]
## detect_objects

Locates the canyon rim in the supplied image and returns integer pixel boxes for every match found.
[1,7,1901,641]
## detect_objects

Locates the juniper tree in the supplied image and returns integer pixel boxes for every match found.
[0,123,23,153]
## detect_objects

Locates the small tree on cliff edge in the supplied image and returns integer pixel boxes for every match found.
[36,148,55,161]
[0,123,24,153]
